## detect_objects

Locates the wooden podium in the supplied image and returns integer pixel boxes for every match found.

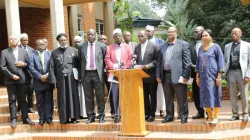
[109,69,150,136]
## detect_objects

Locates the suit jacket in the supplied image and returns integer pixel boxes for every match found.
[155,37,164,46]
[156,39,191,84]
[130,42,138,53]
[105,43,133,70]
[188,41,199,78]
[18,45,34,55]
[78,41,106,83]
[28,50,53,91]
[134,41,160,83]
[224,40,250,79]
[0,47,31,84]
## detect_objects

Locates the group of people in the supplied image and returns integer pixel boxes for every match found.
[0,24,249,128]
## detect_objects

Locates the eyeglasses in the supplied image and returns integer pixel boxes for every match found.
[74,41,81,43]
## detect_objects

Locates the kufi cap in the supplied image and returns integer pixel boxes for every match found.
[113,28,122,36]
[145,25,155,31]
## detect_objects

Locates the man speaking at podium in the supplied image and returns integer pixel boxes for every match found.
[134,30,160,122]
[105,28,133,123]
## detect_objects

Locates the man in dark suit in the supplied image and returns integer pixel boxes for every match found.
[123,31,137,53]
[18,33,35,114]
[134,30,160,122]
[0,35,35,127]
[156,27,191,124]
[188,26,205,119]
[28,39,54,126]
[77,29,106,124]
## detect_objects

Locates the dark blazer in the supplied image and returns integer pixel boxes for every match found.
[188,41,198,78]
[77,41,106,83]
[0,47,31,84]
[134,41,160,83]
[28,50,53,91]
[156,39,191,84]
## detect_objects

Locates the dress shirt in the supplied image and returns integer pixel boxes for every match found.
[12,47,18,60]
[86,42,96,70]
[149,37,156,43]
[164,42,175,70]
[115,44,122,69]
[141,40,148,61]
[195,40,202,56]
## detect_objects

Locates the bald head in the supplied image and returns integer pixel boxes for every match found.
[231,28,242,42]
[138,30,147,44]
[123,31,132,44]
[8,35,19,48]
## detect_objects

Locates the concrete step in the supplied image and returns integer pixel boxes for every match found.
[1,128,250,140]
[0,116,249,134]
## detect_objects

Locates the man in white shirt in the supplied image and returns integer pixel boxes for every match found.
[134,30,160,122]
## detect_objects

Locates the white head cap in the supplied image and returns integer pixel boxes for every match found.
[20,33,28,39]
[145,25,154,31]
[74,35,82,41]
[113,28,122,36]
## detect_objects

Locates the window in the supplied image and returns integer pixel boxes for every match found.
[78,16,83,31]
[96,20,104,35]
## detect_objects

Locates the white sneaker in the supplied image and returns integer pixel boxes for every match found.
[205,118,212,125]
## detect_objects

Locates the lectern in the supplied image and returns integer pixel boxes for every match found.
[109,69,150,136]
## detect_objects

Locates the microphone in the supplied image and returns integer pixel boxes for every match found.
[132,54,137,69]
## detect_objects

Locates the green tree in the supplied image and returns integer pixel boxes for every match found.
[187,0,250,47]
[128,1,159,19]
[160,0,196,41]
[113,0,133,33]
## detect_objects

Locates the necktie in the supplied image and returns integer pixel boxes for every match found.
[90,43,94,69]
[39,51,44,71]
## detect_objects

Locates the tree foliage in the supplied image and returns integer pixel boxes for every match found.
[160,0,196,41]
[128,1,159,19]
[113,0,133,33]
[187,0,250,47]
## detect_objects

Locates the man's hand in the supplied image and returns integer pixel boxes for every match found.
[156,78,161,83]
[142,65,148,70]
[12,75,20,80]
[244,77,249,85]
[183,78,188,84]
[40,75,48,82]
[15,61,25,67]
[216,79,221,87]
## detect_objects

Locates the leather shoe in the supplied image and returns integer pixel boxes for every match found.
[28,108,35,113]
[99,115,105,123]
[46,119,53,124]
[145,115,149,120]
[114,117,120,123]
[23,118,35,125]
[242,116,249,122]
[160,110,166,118]
[181,118,187,124]
[86,117,95,124]
[11,119,17,128]
[111,113,115,119]
[39,120,45,126]
[162,117,174,123]
[192,113,204,119]
[71,118,79,124]
[230,116,239,121]
[146,116,155,122]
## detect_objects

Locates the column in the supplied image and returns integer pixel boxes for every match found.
[103,0,114,44]
[5,0,21,39]
[50,0,65,49]
[69,5,79,47]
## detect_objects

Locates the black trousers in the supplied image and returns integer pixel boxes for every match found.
[143,82,157,117]
[83,70,105,118]
[192,75,204,115]
[18,79,33,110]
[105,74,114,114]
[162,72,188,119]
[35,88,54,121]
[7,83,29,120]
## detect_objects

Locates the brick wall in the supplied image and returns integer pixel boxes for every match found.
[19,7,70,51]
[82,2,96,39]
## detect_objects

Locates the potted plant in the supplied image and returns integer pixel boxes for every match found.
[187,84,193,102]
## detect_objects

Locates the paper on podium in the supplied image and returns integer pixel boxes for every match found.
[178,76,193,84]
[73,68,78,80]
[108,73,119,83]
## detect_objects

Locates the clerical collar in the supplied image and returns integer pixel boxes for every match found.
[11,46,18,50]
[60,45,68,49]
[233,40,241,45]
